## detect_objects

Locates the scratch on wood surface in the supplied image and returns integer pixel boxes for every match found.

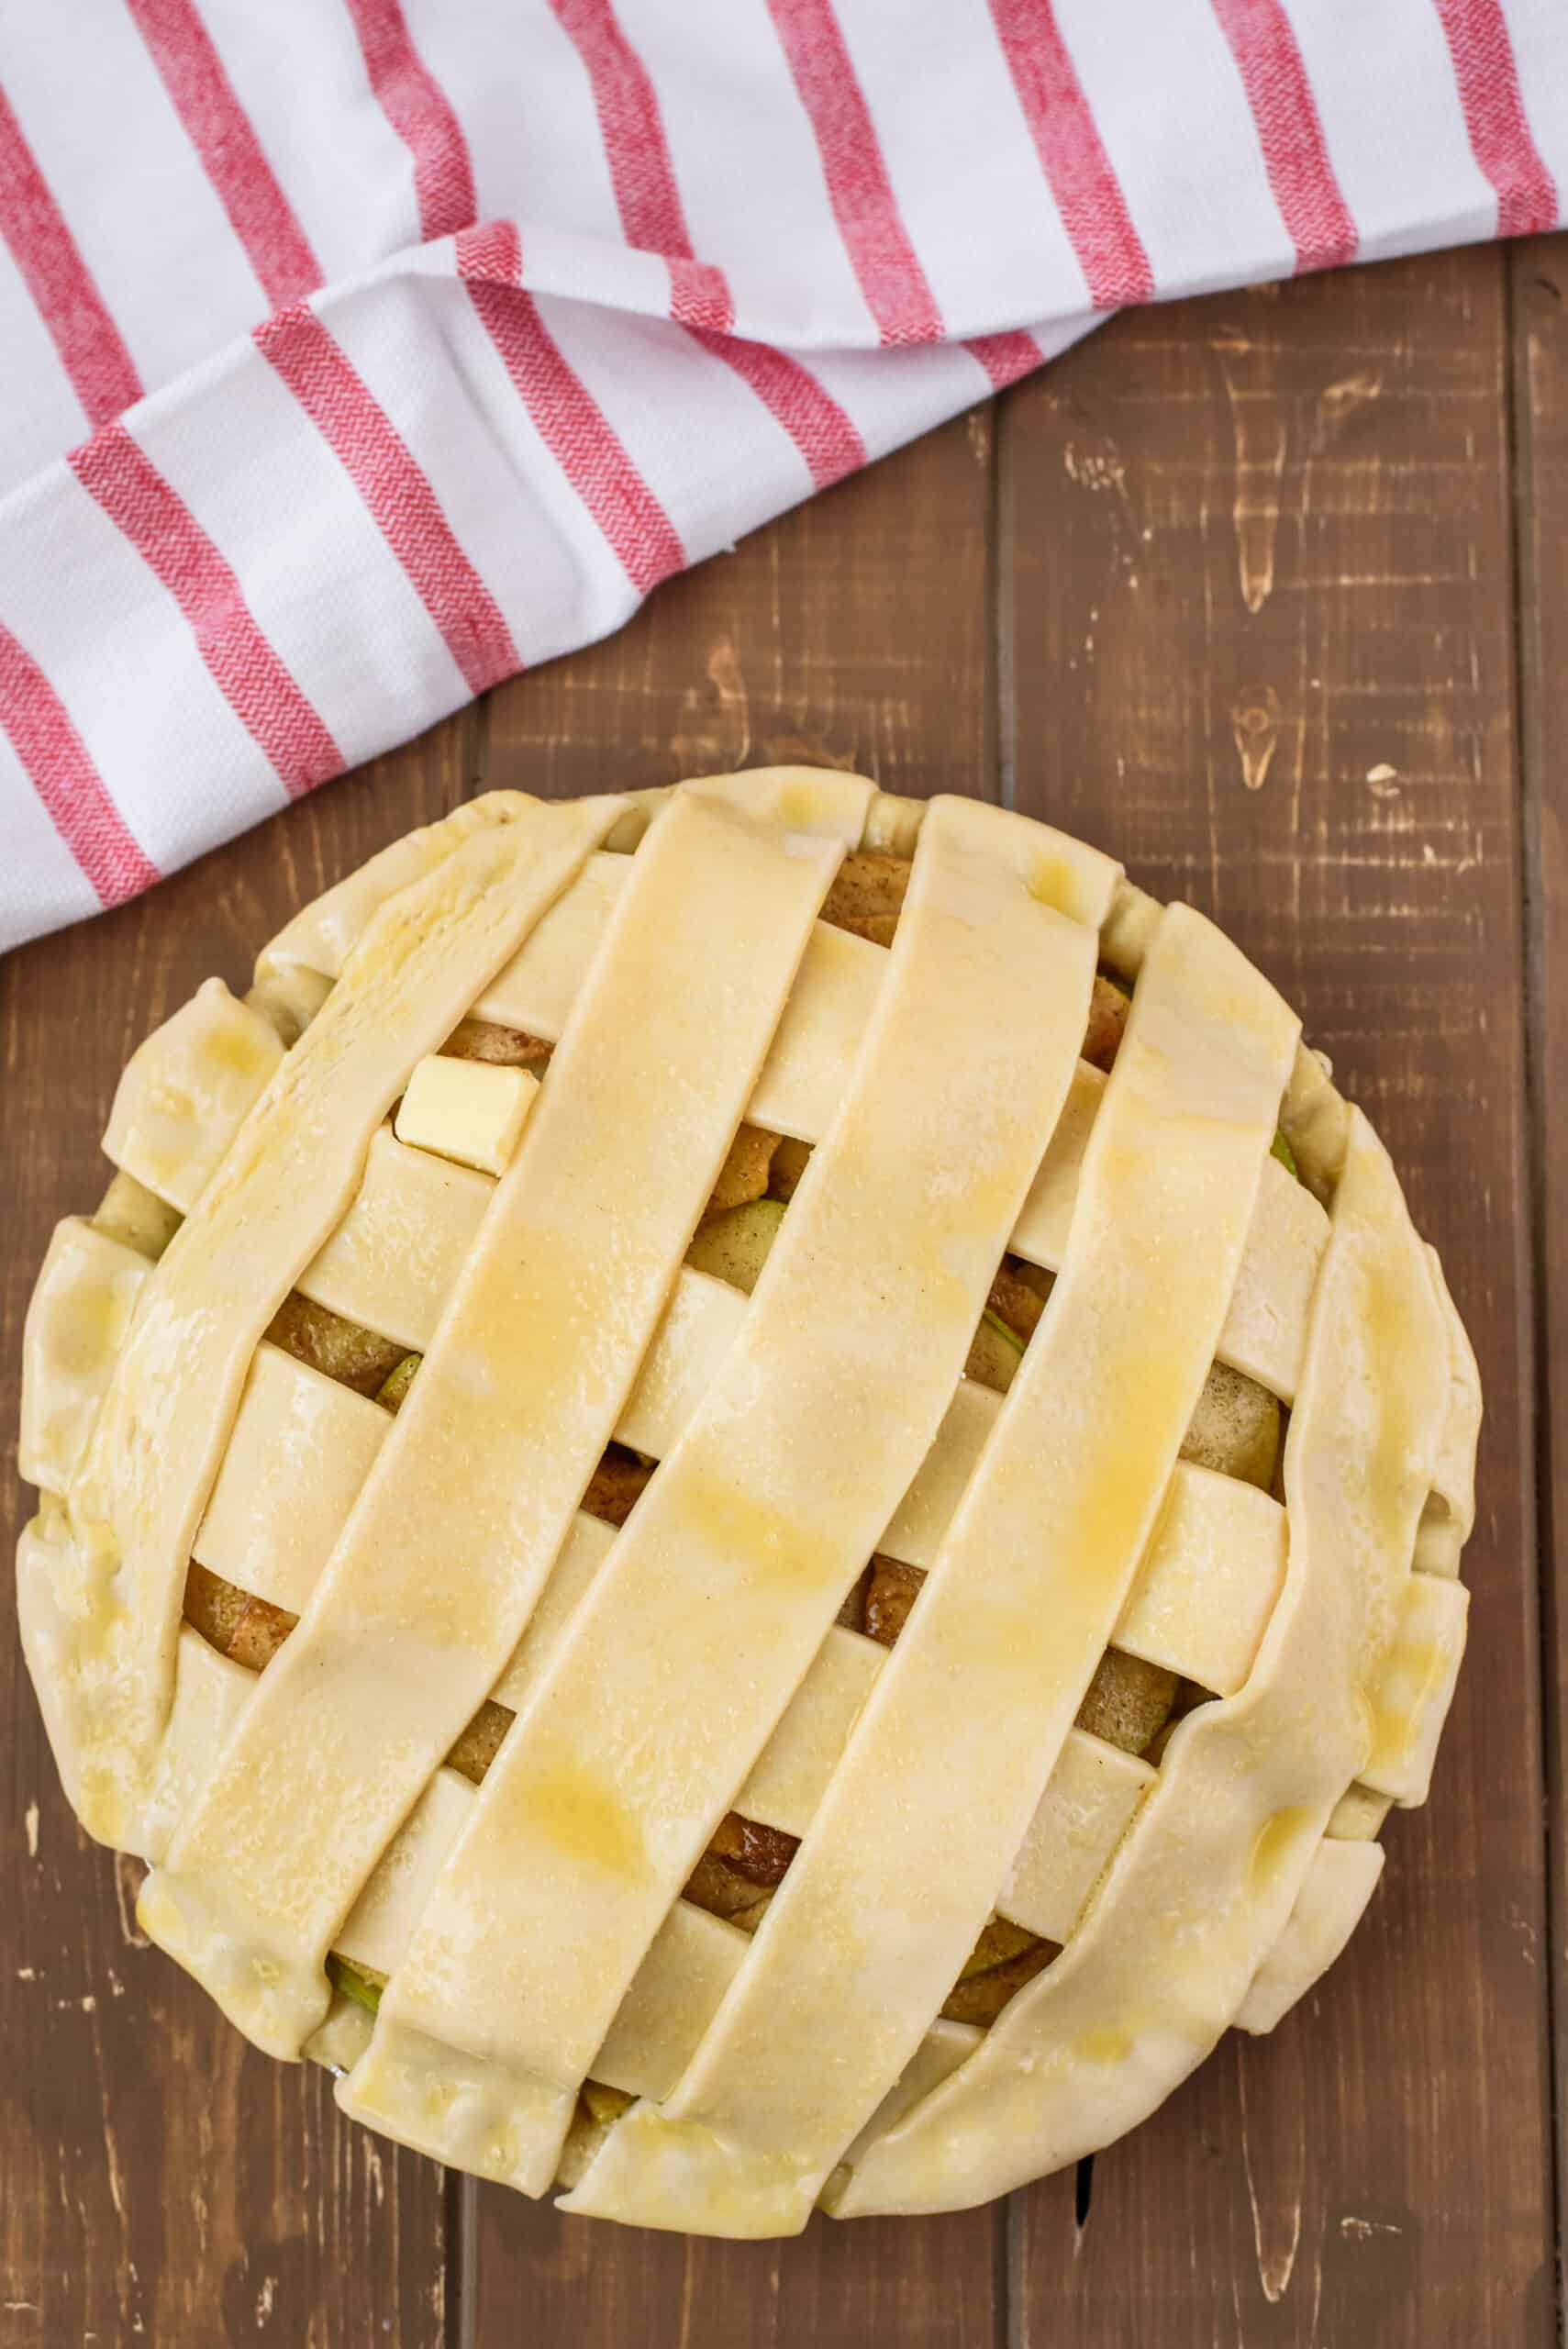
[1062,437,1127,497]
[1507,1899,1540,1966]
[1232,686,1283,791]
[706,636,751,763]
[114,1851,150,1948]
[675,2238,697,2349]
[1238,2043,1304,2305]
[1340,2214,1404,2242]
[671,634,751,773]
[1420,841,1482,875]
[1216,348,1288,613]
[1320,370,1384,421]
[24,1802,38,1856]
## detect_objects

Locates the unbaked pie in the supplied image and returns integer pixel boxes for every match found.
[17,772,1481,2236]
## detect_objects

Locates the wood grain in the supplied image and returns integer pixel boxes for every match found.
[1,248,1555,2343]
[1001,250,1551,2345]
[1513,228,1568,2308]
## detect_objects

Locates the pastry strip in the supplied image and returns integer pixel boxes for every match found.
[568,901,1298,2233]
[19,1219,150,1493]
[15,1513,244,1854]
[1418,1246,1482,1575]
[1113,1466,1285,1697]
[834,1109,1461,2219]
[1011,1060,1326,1399]
[39,796,616,1852]
[1358,1570,1469,1805]
[139,782,857,2055]
[1000,1733,1156,1944]
[336,1768,478,1976]
[255,795,535,984]
[734,1626,885,1836]
[339,796,1117,2193]
[191,1343,389,1614]
[103,979,285,1215]
[1235,1839,1385,2033]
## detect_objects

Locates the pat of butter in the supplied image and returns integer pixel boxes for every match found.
[395,1057,539,1177]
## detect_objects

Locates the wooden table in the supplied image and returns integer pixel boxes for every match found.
[3,235,1563,2347]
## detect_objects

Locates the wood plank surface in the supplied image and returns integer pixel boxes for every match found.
[1513,228,1568,2312]
[1,246,1555,2346]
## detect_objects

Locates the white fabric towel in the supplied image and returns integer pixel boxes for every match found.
[0,0,1562,950]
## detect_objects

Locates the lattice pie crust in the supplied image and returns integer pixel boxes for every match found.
[17,774,1481,2236]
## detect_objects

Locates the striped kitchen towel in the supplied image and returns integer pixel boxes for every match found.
[1,0,1562,952]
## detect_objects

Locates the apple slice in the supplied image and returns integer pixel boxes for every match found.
[684,1197,785,1294]
[964,1308,1025,1395]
